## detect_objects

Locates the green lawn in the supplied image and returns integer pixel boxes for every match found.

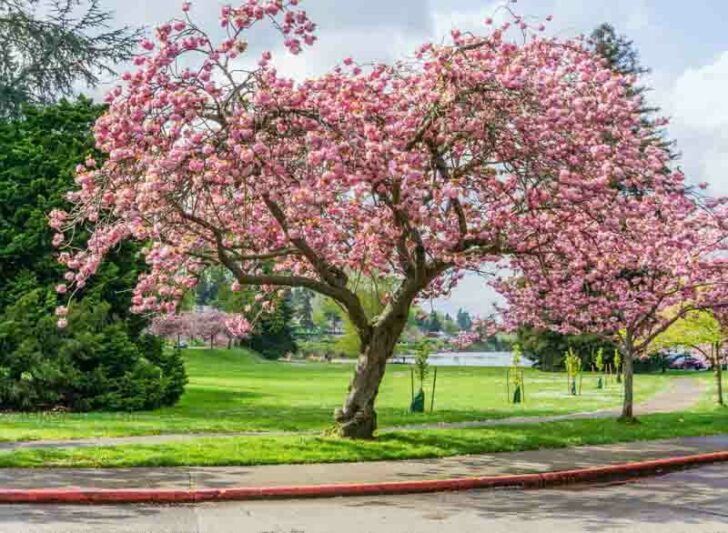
[0,348,690,442]
[0,408,724,468]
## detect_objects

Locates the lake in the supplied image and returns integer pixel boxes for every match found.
[391,351,529,367]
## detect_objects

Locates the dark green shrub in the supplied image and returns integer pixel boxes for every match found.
[0,290,186,411]
[245,295,297,360]
[517,326,617,371]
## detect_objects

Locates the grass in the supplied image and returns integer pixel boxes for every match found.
[0,407,724,468]
[0,348,682,442]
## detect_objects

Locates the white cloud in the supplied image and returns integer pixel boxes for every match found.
[671,51,728,131]
[429,2,501,42]
[663,50,728,195]
[268,27,426,82]
[549,0,650,34]
[431,272,505,318]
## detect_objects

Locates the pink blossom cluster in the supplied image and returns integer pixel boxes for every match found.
[451,318,499,349]
[452,331,480,350]
[497,196,728,355]
[224,314,253,337]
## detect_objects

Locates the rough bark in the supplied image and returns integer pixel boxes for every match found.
[714,343,724,406]
[619,337,637,422]
[335,317,409,439]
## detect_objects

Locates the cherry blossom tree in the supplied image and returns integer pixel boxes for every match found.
[190,309,228,348]
[152,310,251,348]
[51,1,695,437]
[150,313,187,345]
[499,199,727,421]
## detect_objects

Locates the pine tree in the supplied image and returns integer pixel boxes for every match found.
[247,292,298,359]
[0,0,140,118]
[589,23,676,158]
[427,310,442,332]
[293,289,315,331]
[456,308,472,331]
[0,100,185,410]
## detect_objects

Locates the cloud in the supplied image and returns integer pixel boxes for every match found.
[267,26,427,82]
[663,50,728,194]
[431,273,505,318]
[429,2,501,42]
[671,51,728,130]
[549,0,650,34]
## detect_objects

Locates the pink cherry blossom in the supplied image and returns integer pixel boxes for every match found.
[225,314,252,338]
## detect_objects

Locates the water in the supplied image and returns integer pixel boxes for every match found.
[391,351,529,367]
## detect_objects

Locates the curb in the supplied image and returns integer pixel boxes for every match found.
[1,451,726,504]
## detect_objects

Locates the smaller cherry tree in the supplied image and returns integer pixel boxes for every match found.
[150,313,187,346]
[151,310,251,348]
[499,199,728,421]
[193,310,230,348]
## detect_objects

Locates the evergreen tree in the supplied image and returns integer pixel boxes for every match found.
[213,269,298,359]
[293,288,315,331]
[427,310,442,332]
[442,313,459,335]
[195,268,227,307]
[456,308,472,331]
[0,99,185,410]
[589,23,676,158]
[246,292,298,360]
[0,0,140,118]
[516,326,616,372]
[590,24,647,78]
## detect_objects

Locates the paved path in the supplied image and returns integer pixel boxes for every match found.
[0,376,705,451]
[0,461,726,532]
[0,434,725,490]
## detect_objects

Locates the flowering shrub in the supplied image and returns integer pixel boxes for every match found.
[0,291,185,411]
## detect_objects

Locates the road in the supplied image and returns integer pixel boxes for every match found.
[1,463,726,532]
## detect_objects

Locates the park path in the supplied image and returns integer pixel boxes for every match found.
[0,434,724,490]
[0,377,706,451]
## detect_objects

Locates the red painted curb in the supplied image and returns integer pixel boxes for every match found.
[0,451,725,504]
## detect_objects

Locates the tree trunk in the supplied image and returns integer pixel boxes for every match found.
[619,338,637,423]
[335,319,407,439]
[714,343,724,406]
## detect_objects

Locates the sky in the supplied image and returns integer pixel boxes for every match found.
[90,0,728,317]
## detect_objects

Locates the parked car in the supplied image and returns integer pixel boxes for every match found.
[668,355,706,370]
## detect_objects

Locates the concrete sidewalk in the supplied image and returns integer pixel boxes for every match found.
[0,435,725,491]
